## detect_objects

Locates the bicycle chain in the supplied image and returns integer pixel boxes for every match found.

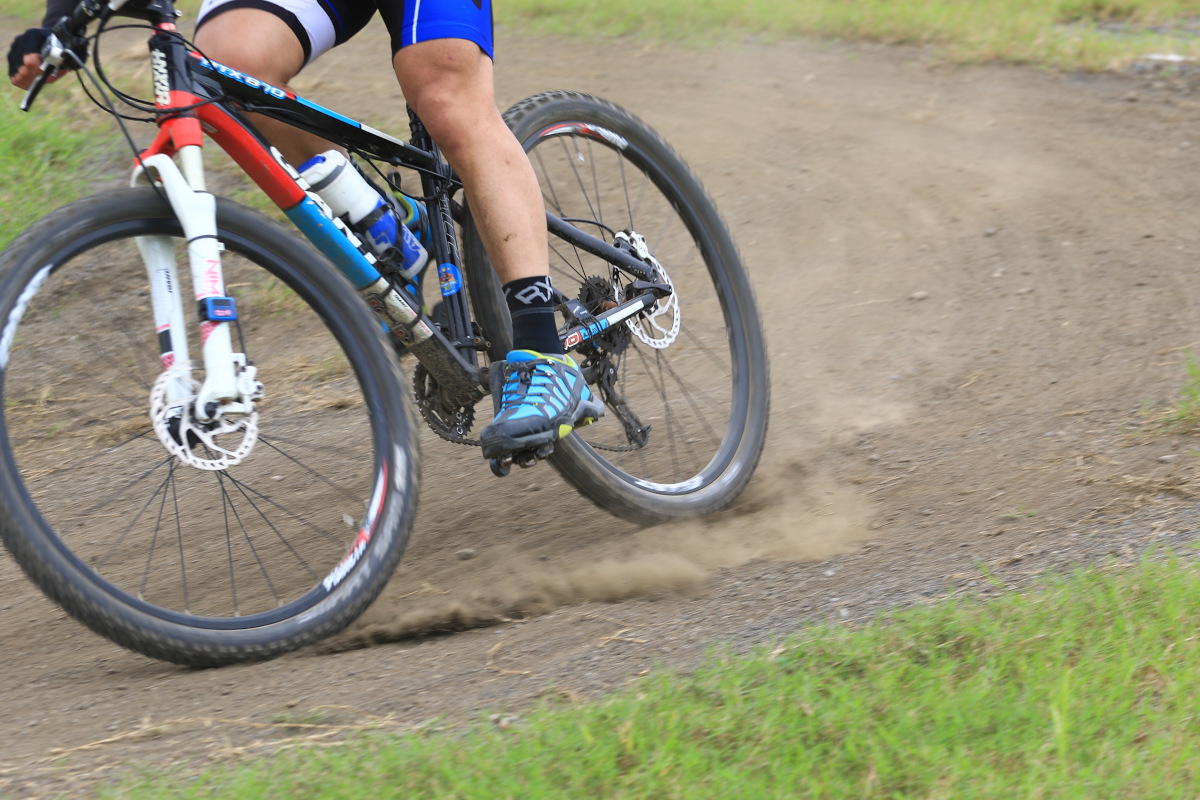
[589,438,643,453]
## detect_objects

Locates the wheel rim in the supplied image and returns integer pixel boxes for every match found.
[526,120,750,495]
[0,216,390,629]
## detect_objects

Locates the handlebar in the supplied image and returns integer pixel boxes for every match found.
[64,0,108,34]
[19,0,151,111]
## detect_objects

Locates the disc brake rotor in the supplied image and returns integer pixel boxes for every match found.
[149,364,259,470]
[615,230,680,349]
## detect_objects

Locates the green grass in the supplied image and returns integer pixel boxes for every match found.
[3,0,199,19]
[104,556,1200,799]
[0,0,50,20]
[23,0,1200,71]
[0,90,116,250]
[499,0,1200,70]
[4,2,1200,797]
[1166,350,1200,428]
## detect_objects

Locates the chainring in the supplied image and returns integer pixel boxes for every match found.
[413,362,478,445]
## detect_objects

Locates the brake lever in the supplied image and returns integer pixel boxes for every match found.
[20,69,54,112]
[20,33,66,113]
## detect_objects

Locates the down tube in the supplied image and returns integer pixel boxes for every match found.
[193,104,383,288]
[192,102,443,355]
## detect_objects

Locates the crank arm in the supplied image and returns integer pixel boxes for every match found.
[360,278,485,406]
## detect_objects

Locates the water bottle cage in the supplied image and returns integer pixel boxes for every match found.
[345,203,409,281]
[375,245,406,273]
[352,202,392,236]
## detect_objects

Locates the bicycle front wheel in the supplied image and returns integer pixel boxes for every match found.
[0,189,419,666]
[465,91,770,524]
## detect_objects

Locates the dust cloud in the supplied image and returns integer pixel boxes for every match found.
[327,461,874,650]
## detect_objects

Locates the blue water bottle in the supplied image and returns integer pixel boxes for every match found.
[299,150,428,282]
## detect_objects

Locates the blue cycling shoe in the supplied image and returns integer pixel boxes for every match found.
[480,350,605,460]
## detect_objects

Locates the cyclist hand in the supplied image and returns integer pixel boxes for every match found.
[8,28,67,90]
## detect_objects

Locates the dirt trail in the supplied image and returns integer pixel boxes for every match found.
[5,20,1200,797]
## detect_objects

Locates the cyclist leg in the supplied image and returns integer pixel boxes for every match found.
[193,8,324,164]
[194,0,374,165]
[385,9,603,457]
[393,42,546,288]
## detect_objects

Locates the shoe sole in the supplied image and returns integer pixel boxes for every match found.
[480,410,601,460]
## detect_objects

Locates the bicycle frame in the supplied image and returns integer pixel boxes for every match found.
[99,0,669,422]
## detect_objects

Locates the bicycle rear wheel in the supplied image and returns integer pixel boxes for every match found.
[464,91,770,524]
[0,188,419,666]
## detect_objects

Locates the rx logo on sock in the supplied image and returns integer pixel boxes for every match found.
[510,278,554,305]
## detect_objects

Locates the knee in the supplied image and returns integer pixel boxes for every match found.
[412,87,492,157]
[395,43,500,161]
[193,11,303,85]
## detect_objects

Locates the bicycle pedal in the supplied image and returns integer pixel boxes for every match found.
[518,443,556,468]
[491,442,556,475]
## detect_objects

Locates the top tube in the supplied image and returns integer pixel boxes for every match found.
[187,54,445,174]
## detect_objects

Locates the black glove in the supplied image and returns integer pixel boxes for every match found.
[8,28,51,80]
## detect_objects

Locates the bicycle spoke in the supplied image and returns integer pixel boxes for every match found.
[2,209,389,624]
[97,462,175,573]
[168,461,189,613]
[534,148,564,216]
[559,137,603,227]
[255,434,366,507]
[506,95,765,499]
[139,458,180,602]
[224,472,338,576]
[548,239,591,287]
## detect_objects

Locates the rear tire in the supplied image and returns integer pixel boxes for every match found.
[0,189,419,666]
[464,91,770,524]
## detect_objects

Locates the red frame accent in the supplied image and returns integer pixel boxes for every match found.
[195,103,306,209]
[138,90,204,161]
[141,85,306,211]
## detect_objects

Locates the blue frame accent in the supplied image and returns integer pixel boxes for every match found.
[285,198,382,290]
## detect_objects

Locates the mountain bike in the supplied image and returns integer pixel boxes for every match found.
[0,0,770,666]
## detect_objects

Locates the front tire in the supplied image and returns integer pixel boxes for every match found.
[0,189,419,666]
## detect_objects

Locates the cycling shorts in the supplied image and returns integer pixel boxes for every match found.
[195,0,494,65]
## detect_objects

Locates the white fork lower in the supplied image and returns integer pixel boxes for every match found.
[132,149,245,423]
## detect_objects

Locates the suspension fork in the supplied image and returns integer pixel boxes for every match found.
[134,28,245,422]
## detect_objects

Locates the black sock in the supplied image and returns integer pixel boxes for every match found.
[504,276,563,355]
